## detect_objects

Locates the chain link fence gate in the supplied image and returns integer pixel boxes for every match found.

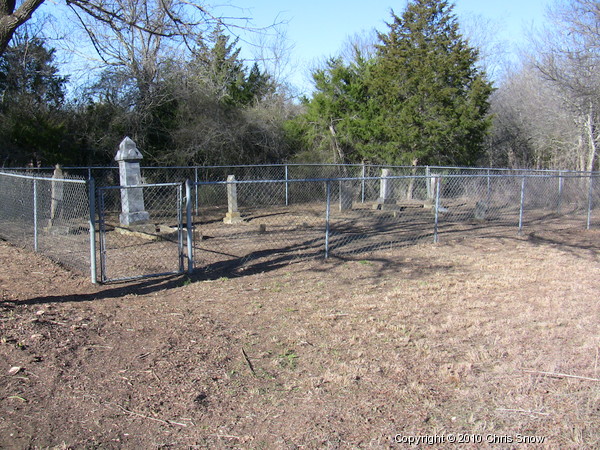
[96,182,190,282]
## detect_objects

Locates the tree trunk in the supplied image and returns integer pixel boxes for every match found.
[0,0,44,55]
[329,123,345,164]
[586,102,597,173]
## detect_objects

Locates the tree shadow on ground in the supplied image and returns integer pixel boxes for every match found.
[0,274,187,308]
[4,229,459,306]
[525,229,600,259]
[6,218,593,307]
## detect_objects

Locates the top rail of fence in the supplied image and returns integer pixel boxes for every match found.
[194,172,599,186]
[98,182,183,190]
[3,164,599,176]
[0,170,87,183]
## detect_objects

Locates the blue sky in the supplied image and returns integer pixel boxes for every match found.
[35,0,551,95]
[227,0,551,94]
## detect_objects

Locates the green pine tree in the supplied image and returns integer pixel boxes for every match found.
[369,0,493,165]
[0,36,69,165]
[191,27,272,107]
[290,48,374,163]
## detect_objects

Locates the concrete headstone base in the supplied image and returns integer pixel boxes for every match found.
[223,212,243,224]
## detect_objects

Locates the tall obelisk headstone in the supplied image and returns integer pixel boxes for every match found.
[115,137,149,226]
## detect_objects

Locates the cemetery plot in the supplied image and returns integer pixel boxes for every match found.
[191,196,587,276]
[3,166,593,283]
[2,227,600,448]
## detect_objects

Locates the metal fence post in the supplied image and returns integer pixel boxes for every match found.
[518,176,526,235]
[433,176,441,243]
[426,166,432,200]
[361,163,366,203]
[587,174,594,230]
[177,183,184,273]
[325,180,331,258]
[88,177,97,284]
[194,167,199,214]
[557,171,563,214]
[97,187,107,283]
[285,164,289,206]
[186,179,194,273]
[33,178,38,252]
[486,169,491,206]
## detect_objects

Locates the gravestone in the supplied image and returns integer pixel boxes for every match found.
[428,173,441,202]
[223,175,243,224]
[115,137,150,226]
[474,201,488,220]
[339,181,353,211]
[49,164,64,226]
[373,169,395,209]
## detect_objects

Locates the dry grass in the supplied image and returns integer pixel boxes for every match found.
[1,228,600,448]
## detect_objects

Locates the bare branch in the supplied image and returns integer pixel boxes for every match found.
[0,0,45,54]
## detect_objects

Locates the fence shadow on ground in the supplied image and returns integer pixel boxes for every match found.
[4,236,465,307]
[3,214,596,307]
[0,275,185,307]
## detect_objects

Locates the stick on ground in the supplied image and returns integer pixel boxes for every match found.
[241,347,256,376]
[523,369,600,382]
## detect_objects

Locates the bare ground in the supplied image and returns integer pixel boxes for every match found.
[1,227,600,448]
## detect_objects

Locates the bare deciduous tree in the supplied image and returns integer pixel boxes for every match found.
[459,12,509,81]
[0,0,44,55]
[487,63,578,169]
[0,0,260,59]
[533,0,600,172]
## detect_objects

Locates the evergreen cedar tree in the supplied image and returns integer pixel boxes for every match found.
[294,0,493,166]
[0,38,69,166]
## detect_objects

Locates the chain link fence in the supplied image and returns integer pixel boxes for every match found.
[191,172,600,274]
[0,171,92,275]
[1,166,598,282]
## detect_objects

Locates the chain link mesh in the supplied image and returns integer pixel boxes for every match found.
[433,174,598,237]
[191,172,600,274]
[193,180,326,274]
[2,166,599,282]
[0,171,91,274]
[97,183,185,282]
[328,177,435,256]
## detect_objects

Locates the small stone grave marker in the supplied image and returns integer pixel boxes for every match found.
[339,181,353,211]
[223,175,243,224]
[49,164,64,227]
[373,169,396,209]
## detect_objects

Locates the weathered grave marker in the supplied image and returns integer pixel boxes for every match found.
[428,173,441,203]
[223,175,243,224]
[373,168,395,209]
[339,181,353,211]
[474,201,487,220]
[49,164,64,226]
[115,137,149,226]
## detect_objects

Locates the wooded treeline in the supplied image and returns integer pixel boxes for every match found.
[0,0,598,172]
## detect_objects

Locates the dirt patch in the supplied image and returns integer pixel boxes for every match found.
[1,228,600,448]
